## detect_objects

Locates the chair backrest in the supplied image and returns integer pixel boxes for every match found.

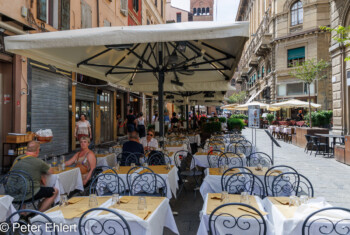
[239,140,253,156]
[6,209,57,235]
[208,203,267,235]
[208,140,225,151]
[89,173,126,196]
[174,150,193,170]
[207,150,224,168]
[221,167,253,191]
[301,207,350,235]
[147,151,170,165]
[1,170,35,210]
[219,152,244,168]
[91,166,118,181]
[224,172,265,197]
[271,172,314,197]
[123,152,140,166]
[264,165,298,196]
[78,208,131,235]
[247,152,273,167]
[130,169,167,196]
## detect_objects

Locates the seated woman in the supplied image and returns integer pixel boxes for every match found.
[65,136,96,186]
[140,129,159,151]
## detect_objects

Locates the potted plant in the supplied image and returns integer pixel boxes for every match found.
[227,118,246,133]
[266,113,275,125]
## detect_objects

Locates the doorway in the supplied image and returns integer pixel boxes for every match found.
[100,91,113,143]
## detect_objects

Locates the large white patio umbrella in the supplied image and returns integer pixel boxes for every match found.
[5,21,249,137]
[220,104,238,110]
[271,99,321,109]
[234,101,270,111]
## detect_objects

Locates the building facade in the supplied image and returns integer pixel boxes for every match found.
[190,0,214,21]
[166,0,189,23]
[235,0,332,120]
[329,0,350,135]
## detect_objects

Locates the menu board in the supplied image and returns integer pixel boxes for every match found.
[248,105,260,128]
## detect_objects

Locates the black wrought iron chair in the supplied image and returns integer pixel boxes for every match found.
[271,172,314,197]
[208,203,267,235]
[208,140,226,151]
[221,167,253,191]
[123,152,140,166]
[219,152,244,168]
[6,209,57,235]
[264,165,298,196]
[129,168,167,197]
[89,173,126,196]
[247,152,273,167]
[301,207,350,235]
[147,151,171,165]
[224,172,265,197]
[227,142,246,154]
[304,135,314,154]
[91,166,118,181]
[207,150,224,168]
[1,170,38,210]
[310,136,327,157]
[78,208,131,235]
[174,150,202,198]
[239,139,253,156]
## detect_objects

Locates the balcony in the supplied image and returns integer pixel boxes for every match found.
[248,55,258,67]
[254,33,272,57]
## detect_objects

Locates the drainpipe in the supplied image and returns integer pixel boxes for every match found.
[96,0,100,27]
[0,22,26,35]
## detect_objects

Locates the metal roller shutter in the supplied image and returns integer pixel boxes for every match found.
[31,68,69,156]
[76,83,95,101]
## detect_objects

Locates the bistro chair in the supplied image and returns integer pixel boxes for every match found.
[208,203,267,235]
[121,152,140,166]
[147,151,171,165]
[224,172,265,198]
[271,172,314,197]
[238,139,253,156]
[221,167,253,191]
[78,208,131,235]
[6,209,57,235]
[264,165,298,196]
[219,152,244,168]
[304,135,314,154]
[247,152,273,167]
[301,207,350,235]
[129,168,167,197]
[227,142,246,154]
[89,173,126,196]
[91,166,118,180]
[310,136,328,157]
[1,170,38,210]
[208,140,226,151]
[207,150,224,168]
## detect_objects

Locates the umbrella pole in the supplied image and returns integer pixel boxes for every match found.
[186,104,189,131]
[158,43,164,146]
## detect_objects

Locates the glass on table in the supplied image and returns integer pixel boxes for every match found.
[299,195,309,204]
[166,163,171,170]
[289,195,300,207]
[138,196,147,210]
[221,191,229,204]
[256,163,263,171]
[58,163,63,172]
[114,161,120,171]
[143,162,149,168]
[60,155,65,164]
[130,163,136,168]
[89,194,99,208]
[52,156,57,167]
[219,165,225,174]
[59,194,68,207]
[240,192,250,205]
[111,193,120,208]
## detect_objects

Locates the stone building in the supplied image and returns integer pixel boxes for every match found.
[190,0,214,22]
[235,0,332,120]
[166,0,190,23]
[329,0,350,135]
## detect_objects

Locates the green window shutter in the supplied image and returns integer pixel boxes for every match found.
[288,47,305,60]
[60,0,70,30]
[37,0,47,22]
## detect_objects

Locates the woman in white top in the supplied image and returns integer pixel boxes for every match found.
[75,114,92,141]
[136,112,146,138]
[140,129,158,151]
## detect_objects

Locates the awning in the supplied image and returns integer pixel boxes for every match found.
[271,99,321,109]
[246,85,268,103]
[5,21,249,92]
[234,101,269,110]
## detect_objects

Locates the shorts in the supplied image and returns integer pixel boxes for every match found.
[24,187,55,202]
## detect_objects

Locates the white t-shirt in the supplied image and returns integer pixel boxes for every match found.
[76,121,91,135]
[140,137,159,149]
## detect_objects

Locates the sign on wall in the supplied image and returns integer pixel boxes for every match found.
[248,105,260,128]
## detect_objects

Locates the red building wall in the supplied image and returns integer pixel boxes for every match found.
[128,0,142,25]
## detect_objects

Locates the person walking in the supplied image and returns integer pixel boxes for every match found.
[136,112,146,138]
[75,114,92,141]
[124,109,136,133]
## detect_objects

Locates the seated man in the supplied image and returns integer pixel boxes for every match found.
[10,141,58,212]
[121,131,144,166]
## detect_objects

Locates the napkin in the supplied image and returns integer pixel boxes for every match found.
[120,196,133,204]
[273,197,289,205]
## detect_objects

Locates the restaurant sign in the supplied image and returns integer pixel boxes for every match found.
[248,105,260,128]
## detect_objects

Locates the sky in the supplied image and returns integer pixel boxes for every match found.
[171,0,240,22]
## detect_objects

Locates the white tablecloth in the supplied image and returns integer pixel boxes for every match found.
[39,196,179,235]
[197,194,273,235]
[262,197,337,235]
[46,168,84,203]
[193,153,246,169]
[96,153,116,167]
[165,144,187,154]
[188,134,201,146]
[0,195,18,222]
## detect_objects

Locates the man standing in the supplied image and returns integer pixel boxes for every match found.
[10,141,58,212]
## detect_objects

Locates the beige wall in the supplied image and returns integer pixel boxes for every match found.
[142,0,165,25]
[166,1,189,23]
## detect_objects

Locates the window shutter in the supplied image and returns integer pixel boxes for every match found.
[120,0,127,16]
[288,47,305,60]
[81,0,92,29]
[37,0,47,22]
[60,0,70,30]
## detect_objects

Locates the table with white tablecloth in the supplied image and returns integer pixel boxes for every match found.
[96,153,116,167]
[165,144,187,154]
[193,152,246,169]
[39,196,179,235]
[0,195,18,222]
[262,197,340,235]
[188,134,201,146]
[46,167,84,203]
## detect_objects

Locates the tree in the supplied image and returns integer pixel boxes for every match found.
[227,91,246,104]
[289,59,329,128]
[321,26,350,61]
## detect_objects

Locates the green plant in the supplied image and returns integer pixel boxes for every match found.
[321,26,350,61]
[266,113,275,124]
[227,91,246,104]
[227,118,246,131]
[230,114,248,120]
[203,122,222,134]
[147,124,155,130]
[219,117,227,123]
[304,110,333,127]
[200,116,208,122]
[209,117,215,122]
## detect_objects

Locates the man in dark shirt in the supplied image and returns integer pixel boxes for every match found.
[121,131,144,165]
[124,109,136,133]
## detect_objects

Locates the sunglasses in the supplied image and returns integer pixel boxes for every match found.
[147,133,153,136]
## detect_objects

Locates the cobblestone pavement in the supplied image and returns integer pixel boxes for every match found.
[243,128,350,208]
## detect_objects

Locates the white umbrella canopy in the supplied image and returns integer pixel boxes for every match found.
[220,103,238,109]
[234,101,270,110]
[271,99,321,109]
[5,21,249,92]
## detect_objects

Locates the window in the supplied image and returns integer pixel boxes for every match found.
[262,66,265,78]
[277,82,315,97]
[161,0,163,17]
[81,0,92,28]
[287,47,305,67]
[287,83,303,96]
[155,0,157,7]
[120,0,128,16]
[176,13,182,22]
[193,8,197,15]
[197,8,201,15]
[202,8,205,15]
[133,0,139,12]
[206,7,210,15]
[291,1,303,26]
[37,0,47,21]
